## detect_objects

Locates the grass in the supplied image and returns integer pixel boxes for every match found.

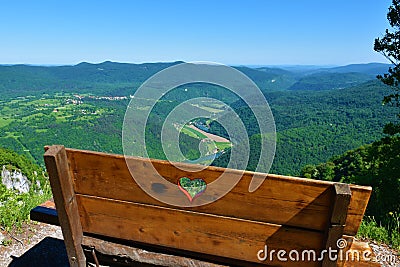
[181,125,208,139]
[215,141,232,150]
[357,213,400,250]
[191,103,223,113]
[0,182,52,232]
[0,117,13,127]
[21,112,46,122]
[180,125,231,155]
[0,95,113,128]
[23,98,59,106]
[4,131,21,138]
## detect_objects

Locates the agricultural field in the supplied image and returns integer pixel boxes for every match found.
[0,94,123,165]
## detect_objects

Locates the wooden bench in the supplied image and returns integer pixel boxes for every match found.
[30,145,379,266]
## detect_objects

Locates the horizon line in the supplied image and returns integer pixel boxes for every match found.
[0,60,392,68]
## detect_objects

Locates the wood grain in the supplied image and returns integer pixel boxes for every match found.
[322,184,352,267]
[45,145,86,267]
[82,235,228,267]
[345,185,371,235]
[66,148,372,235]
[77,194,324,267]
[331,183,352,225]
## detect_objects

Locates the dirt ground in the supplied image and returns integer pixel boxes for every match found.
[188,125,230,143]
[0,222,68,267]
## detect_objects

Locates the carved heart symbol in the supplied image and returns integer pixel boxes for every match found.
[178,177,207,202]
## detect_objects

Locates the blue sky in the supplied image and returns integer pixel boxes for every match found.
[0,0,393,65]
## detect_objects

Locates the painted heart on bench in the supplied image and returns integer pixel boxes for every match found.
[178,177,207,202]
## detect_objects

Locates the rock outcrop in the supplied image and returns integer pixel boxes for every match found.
[1,165,31,194]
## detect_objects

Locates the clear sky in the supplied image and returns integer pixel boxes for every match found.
[0,0,394,65]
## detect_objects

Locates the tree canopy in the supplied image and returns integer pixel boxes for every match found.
[374,0,400,134]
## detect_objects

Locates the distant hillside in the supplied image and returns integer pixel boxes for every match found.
[52,61,184,83]
[322,63,393,76]
[0,62,391,99]
[0,61,183,98]
[234,66,297,91]
[288,72,373,91]
[286,63,392,91]
[0,61,297,98]
[212,80,398,174]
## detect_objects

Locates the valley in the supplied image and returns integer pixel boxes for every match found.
[0,62,397,175]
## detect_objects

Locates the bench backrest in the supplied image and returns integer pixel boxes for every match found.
[44,145,372,267]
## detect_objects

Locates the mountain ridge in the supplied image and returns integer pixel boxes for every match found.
[0,61,392,98]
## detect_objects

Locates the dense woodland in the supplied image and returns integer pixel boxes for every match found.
[212,80,397,174]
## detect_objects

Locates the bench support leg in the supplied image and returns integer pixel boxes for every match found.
[322,183,352,267]
[45,145,86,267]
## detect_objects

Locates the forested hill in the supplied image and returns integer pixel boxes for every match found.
[287,72,372,91]
[0,61,182,98]
[0,61,392,98]
[212,80,398,174]
[321,63,393,75]
[0,61,298,97]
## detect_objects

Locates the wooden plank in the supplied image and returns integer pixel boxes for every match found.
[29,201,249,266]
[322,225,346,267]
[45,145,86,267]
[66,148,372,234]
[322,183,351,267]
[77,194,325,266]
[82,235,228,267]
[345,185,372,235]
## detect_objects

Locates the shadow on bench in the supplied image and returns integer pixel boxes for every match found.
[30,145,380,267]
